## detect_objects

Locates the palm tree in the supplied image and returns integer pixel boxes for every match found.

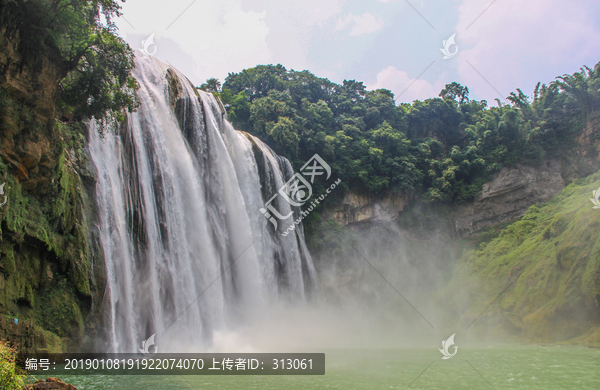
[198,78,221,93]
[554,64,600,118]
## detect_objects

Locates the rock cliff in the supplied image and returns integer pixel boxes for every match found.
[0,30,100,354]
[452,159,566,235]
[326,117,600,236]
[323,191,411,225]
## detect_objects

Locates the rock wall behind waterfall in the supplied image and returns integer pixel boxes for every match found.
[88,55,315,353]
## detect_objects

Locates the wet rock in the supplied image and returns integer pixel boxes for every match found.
[15,162,29,180]
[33,177,51,195]
[26,377,77,390]
[39,153,56,168]
[22,142,42,169]
[22,179,37,190]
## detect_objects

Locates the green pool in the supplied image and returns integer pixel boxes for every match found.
[29,345,600,389]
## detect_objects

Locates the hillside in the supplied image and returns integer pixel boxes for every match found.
[205,62,600,240]
[450,170,600,346]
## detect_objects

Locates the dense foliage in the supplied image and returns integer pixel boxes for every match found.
[0,340,24,390]
[206,63,600,203]
[0,0,138,123]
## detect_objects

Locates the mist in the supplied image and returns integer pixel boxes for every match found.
[206,219,492,353]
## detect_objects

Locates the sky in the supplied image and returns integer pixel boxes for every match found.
[114,0,600,104]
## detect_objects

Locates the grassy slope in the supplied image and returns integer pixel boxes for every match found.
[453,171,600,346]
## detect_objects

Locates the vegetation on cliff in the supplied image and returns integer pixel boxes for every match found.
[0,0,138,124]
[0,340,24,389]
[447,171,600,346]
[0,0,138,353]
[202,63,600,206]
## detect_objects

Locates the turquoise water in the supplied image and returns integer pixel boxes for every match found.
[30,345,599,389]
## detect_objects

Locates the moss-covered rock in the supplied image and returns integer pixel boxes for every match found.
[0,31,97,354]
[36,275,84,339]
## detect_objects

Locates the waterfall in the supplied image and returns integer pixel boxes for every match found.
[88,54,316,353]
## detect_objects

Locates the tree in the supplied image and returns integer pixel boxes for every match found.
[215,60,599,202]
[199,78,222,93]
[554,64,600,117]
[219,88,251,129]
[267,117,300,157]
[440,82,470,105]
[1,0,139,124]
[0,340,25,390]
[61,28,138,123]
[223,64,288,100]
[249,94,294,135]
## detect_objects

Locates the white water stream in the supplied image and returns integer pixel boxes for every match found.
[88,55,315,352]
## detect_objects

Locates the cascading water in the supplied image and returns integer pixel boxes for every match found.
[88,54,315,353]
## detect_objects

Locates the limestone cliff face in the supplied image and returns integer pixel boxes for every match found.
[0,28,60,193]
[453,118,600,236]
[0,27,58,124]
[323,191,411,225]
[327,117,600,235]
[452,160,566,236]
[323,161,568,232]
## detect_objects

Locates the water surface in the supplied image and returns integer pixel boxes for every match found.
[41,345,600,389]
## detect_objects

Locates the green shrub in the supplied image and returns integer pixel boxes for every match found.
[0,340,25,390]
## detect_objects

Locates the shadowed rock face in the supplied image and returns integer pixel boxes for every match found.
[0,28,94,355]
[453,160,566,236]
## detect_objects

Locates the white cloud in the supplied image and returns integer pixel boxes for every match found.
[115,0,272,85]
[336,13,384,36]
[285,0,345,26]
[114,0,351,84]
[370,66,441,103]
[248,0,345,73]
[455,0,600,101]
